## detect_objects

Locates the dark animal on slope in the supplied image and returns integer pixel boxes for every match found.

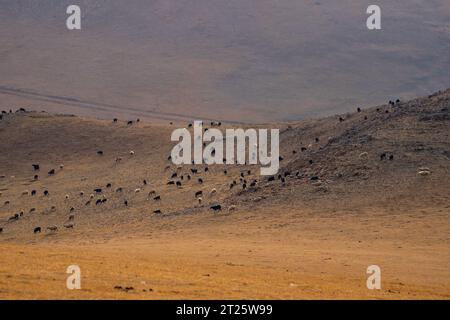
[0,227,3,233]
[167,181,175,185]
[301,147,307,152]
[210,204,222,212]
[48,169,55,175]
[191,169,198,174]
[153,195,161,201]
[127,120,133,125]
[97,150,104,155]
[34,227,41,234]
[32,164,40,171]
[195,191,203,198]
[46,226,58,232]
[94,188,102,193]
[171,172,177,178]
[143,179,147,185]
[95,199,102,205]
[34,175,39,180]
[31,190,37,196]
[153,209,162,214]
[113,118,118,122]
[176,181,182,188]
[198,178,203,184]
[106,183,112,188]
[268,176,275,182]
[44,190,49,196]
[124,200,128,206]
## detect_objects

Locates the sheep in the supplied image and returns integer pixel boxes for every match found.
[60,164,64,169]
[171,172,178,179]
[32,164,40,171]
[29,208,36,213]
[33,227,41,234]
[89,194,95,199]
[143,179,147,185]
[153,209,162,214]
[339,117,344,122]
[64,223,74,229]
[167,181,175,185]
[94,188,102,193]
[153,195,161,201]
[198,178,203,184]
[80,191,84,196]
[50,206,56,212]
[389,155,394,160]
[176,181,182,188]
[198,197,202,204]
[97,150,104,155]
[210,204,222,212]
[106,183,112,188]
[228,205,236,211]
[148,190,156,196]
[116,187,123,193]
[65,194,70,199]
[124,200,129,206]
[195,191,203,198]
[115,157,122,162]
[210,188,217,195]
[359,152,369,160]
[31,190,37,196]
[34,174,39,180]
[48,169,55,175]
[85,200,91,206]
[68,215,75,221]
[69,207,75,212]
[22,190,29,196]
[113,118,118,123]
[130,150,135,156]
[135,188,141,193]
[43,190,49,196]
[191,168,198,174]
[96,199,102,205]
[127,120,133,125]
[46,226,58,232]
[267,176,275,182]
[357,107,362,112]
[418,167,431,176]
[0,227,3,233]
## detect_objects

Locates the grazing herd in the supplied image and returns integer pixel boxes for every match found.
[0,99,410,237]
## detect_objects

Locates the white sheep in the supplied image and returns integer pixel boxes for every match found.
[65,194,70,199]
[359,152,369,160]
[198,197,202,204]
[130,150,135,156]
[228,205,236,211]
[135,188,141,193]
[210,188,217,195]
[60,164,64,169]
[90,194,95,199]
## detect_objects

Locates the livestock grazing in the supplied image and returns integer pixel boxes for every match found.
[210,204,222,212]
[240,172,244,178]
[115,157,122,162]
[284,171,291,177]
[171,172,177,178]
[9,214,19,222]
[250,181,257,187]
[113,118,118,122]
[301,147,307,152]
[204,167,209,172]
[281,177,286,184]
[70,207,75,212]
[31,190,37,196]
[396,99,400,104]
[364,116,368,120]
[359,152,369,160]
[223,170,227,175]
[385,110,389,114]
[65,194,70,199]
[97,150,104,155]
[153,209,162,214]
[389,155,394,160]
[85,200,91,206]
[187,175,191,180]
[176,181,182,188]
[195,191,203,198]
[228,205,236,211]
[167,156,172,161]
[242,183,247,190]
[48,169,55,175]
[46,226,58,232]
[0,227,3,233]
[33,227,41,234]
[106,183,112,188]
[339,117,344,122]
[29,208,36,213]
[167,181,175,185]
[135,188,141,193]
[380,153,387,161]
[136,118,140,122]
[22,190,29,196]
[210,188,217,195]
[198,197,202,204]
[315,137,319,142]
[34,175,39,180]
[94,188,102,193]
[32,164,40,171]
[309,160,313,165]
[80,191,84,196]
[188,123,193,128]
[268,176,275,182]
[310,176,319,181]
[96,199,102,205]
[148,190,156,196]
[198,178,203,184]
[292,150,297,154]
[60,164,64,169]
[51,206,56,212]
[116,187,123,193]
[124,200,128,206]
[279,156,284,161]
[129,150,135,156]
[19,211,24,217]
[43,190,49,196]
[191,168,198,174]
[90,194,95,199]
[229,183,234,189]
[180,175,184,180]
[153,195,161,201]
[127,120,133,125]
[357,107,361,112]
[64,223,74,229]
[68,215,75,221]
[143,179,147,185]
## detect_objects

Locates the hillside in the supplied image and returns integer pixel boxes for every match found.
[0,90,449,299]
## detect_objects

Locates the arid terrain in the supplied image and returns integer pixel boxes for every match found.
[0,89,449,299]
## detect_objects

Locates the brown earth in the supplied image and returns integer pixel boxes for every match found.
[0,90,449,299]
